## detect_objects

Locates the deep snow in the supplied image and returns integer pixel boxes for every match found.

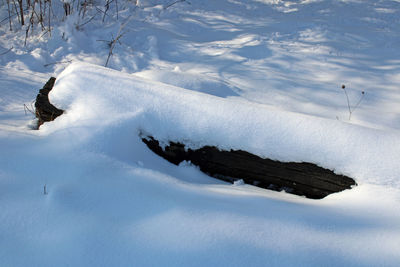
[1,0,400,266]
[50,62,400,189]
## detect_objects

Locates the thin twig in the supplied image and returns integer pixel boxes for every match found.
[155,0,190,19]
[24,102,35,115]
[115,0,118,20]
[105,33,124,67]
[44,60,72,67]
[0,47,13,56]
[7,0,12,31]
[343,87,352,120]
[0,4,29,25]
[24,23,31,46]
[76,11,99,28]
[102,0,117,22]
[13,0,20,24]
[95,6,109,17]
[48,0,52,36]
[104,14,134,67]
[351,91,365,114]
[40,29,50,38]
[32,7,45,30]
[164,0,190,10]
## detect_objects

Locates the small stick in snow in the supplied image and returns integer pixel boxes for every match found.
[7,0,12,31]
[164,0,191,10]
[0,47,13,56]
[43,60,72,67]
[76,11,100,29]
[157,0,191,17]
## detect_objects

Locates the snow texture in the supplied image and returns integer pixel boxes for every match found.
[50,62,400,189]
[1,0,400,266]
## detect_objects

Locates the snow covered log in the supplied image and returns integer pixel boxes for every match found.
[142,136,356,199]
[34,68,357,199]
[35,77,64,127]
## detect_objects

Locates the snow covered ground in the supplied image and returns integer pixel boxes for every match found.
[1,0,400,266]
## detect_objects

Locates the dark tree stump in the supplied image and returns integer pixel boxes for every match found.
[35,77,64,127]
[142,136,356,199]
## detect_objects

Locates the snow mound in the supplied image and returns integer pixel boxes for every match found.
[48,62,400,189]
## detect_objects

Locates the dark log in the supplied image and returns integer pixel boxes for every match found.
[35,77,64,127]
[142,136,356,199]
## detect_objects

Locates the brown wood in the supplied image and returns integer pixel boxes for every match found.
[35,77,63,127]
[142,136,356,199]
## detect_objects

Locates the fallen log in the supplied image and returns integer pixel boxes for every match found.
[35,77,64,127]
[142,136,356,199]
[33,77,356,199]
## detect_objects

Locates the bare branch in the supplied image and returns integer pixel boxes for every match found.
[76,11,100,29]
[104,14,134,67]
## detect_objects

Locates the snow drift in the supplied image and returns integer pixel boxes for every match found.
[48,62,400,190]
[2,0,400,265]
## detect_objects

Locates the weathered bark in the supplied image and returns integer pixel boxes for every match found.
[35,77,64,127]
[142,136,356,199]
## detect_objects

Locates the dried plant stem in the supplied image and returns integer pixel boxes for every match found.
[105,33,123,67]
[13,0,20,24]
[104,14,134,67]
[115,0,119,20]
[103,0,112,22]
[18,0,24,25]
[343,88,352,120]
[0,47,13,56]
[165,0,190,10]
[351,92,365,114]
[48,0,52,35]
[23,102,35,115]
[44,60,72,67]
[342,85,365,120]
[7,0,12,31]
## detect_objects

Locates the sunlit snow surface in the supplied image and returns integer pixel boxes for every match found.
[1,0,400,266]
[50,62,400,189]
